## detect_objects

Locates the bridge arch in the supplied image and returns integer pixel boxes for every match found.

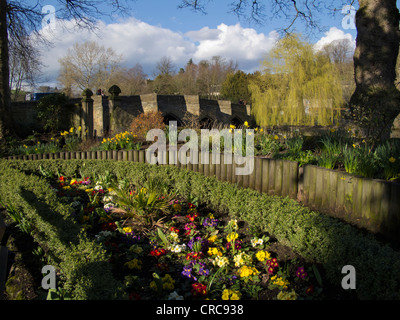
[163,113,183,127]
[199,116,216,129]
[230,116,244,127]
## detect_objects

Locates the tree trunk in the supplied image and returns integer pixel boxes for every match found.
[0,0,13,139]
[349,0,400,142]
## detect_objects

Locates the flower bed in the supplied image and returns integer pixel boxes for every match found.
[51,172,343,300]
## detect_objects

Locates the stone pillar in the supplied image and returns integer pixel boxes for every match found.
[184,95,200,116]
[81,89,94,139]
[108,85,121,134]
[140,93,158,113]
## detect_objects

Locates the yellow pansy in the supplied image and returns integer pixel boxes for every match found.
[222,289,241,300]
[226,232,238,243]
[277,290,297,300]
[208,235,218,243]
[123,226,133,233]
[124,258,142,270]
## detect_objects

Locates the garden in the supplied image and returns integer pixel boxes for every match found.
[0,163,336,300]
[1,158,400,301]
[1,111,400,301]
[4,111,400,182]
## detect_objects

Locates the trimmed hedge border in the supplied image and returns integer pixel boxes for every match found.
[0,161,124,299]
[1,159,400,299]
[6,149,400,243]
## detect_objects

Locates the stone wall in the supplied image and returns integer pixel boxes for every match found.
[14,85,400,139]
[11,99,81,137]
[93,90,254,135]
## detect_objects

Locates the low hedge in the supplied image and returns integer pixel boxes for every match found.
[3,159,400,299]
[0,161,124,299]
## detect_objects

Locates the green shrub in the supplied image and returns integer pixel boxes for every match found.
[0,162,124,299]
[3,159,400,299]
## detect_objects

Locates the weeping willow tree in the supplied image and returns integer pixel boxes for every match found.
[249,34,344,128]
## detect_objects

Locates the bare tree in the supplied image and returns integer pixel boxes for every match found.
[115,63,149,95]
[0,0,130,139]
[321,39,353,65]
[154,56,177,77]
[58,41,122,96]
[9,35,42,101]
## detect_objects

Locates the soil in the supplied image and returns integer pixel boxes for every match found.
[0,212,44,300]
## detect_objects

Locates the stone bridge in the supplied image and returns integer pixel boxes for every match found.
[10,85,255,138]
[91,85,254,136]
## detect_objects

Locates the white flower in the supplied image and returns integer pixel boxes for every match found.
[94,184,103,191]
[251,238,263,247]
[103,195,113,203]
[104,203,115,209]
[227,219,238,230]
[213,256,229,268]
[168,291,184,300]
[169,231,179,243]
[170,243,186,253]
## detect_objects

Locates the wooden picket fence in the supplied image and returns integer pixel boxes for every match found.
[5,149,400,243]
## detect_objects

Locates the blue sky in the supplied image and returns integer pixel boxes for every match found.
[31,0,359,87]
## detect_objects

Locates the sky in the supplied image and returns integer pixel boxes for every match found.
[29,0,359,88]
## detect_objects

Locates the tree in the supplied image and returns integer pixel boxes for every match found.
[0,0,130,139]
[220,70,255,104]
[151,56,177,94]
[196,56,237,99]
[249,34,343,127]
[349,0,400,143]
[116,63,149,95]
[0,0,12,138]
[321,39,353,65]
[179,0,400,142]
[9,35,42,101]
[58,41,122,95]
[321,39,355,104]
[174,59,199,95]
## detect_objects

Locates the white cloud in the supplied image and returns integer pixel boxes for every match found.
[314,27,356,52]
[185,26,222,41]
[32,17,279,87]
[190,24,279,71]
